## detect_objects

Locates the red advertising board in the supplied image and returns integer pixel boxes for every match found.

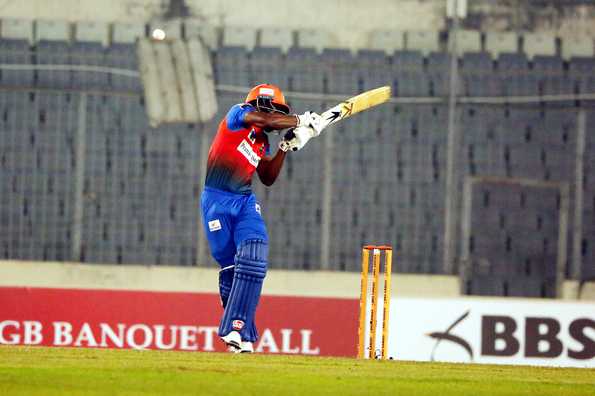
[0,287,358,357]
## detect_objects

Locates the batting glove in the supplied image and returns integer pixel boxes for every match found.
[296,111,322,136]
[279,126,316,152]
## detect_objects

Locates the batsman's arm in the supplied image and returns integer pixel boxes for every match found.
[245,112,297,130]
[256,150,287,186]
[244,111,321,131]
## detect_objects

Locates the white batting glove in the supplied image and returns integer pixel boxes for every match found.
[296,111,322,136]
[279,126,316,152]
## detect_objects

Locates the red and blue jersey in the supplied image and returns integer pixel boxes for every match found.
[204,104,270,194]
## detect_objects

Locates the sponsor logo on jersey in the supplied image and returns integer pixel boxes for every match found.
[208,219,222,232]
[255,203,261,215]
[232,320,245,331]
[237,139,261,167]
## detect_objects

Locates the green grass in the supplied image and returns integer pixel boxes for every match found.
[0,346,593,396]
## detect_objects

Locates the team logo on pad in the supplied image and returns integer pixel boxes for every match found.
[232,320,245,331]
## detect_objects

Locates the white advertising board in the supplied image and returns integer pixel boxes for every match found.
[368,297,595,368]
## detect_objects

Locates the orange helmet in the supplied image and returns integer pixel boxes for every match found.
[245,84,290,114]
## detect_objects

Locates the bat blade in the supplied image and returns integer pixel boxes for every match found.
[320,86,391,130]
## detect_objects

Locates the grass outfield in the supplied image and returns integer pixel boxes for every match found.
[0,347,593,396]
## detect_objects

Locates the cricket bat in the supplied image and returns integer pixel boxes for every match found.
[318,85,392,131]
[280,86,391,151]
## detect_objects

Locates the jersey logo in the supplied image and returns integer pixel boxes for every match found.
[237,139,261,167]
[208,219,222,232]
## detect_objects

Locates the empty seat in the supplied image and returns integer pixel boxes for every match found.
[485,32,518,58]
[498,53,538,96]
[321,48,358,94]
[286,47,323,92]
[0,39,33,86]
[250,46,287,87]
[71,42,109,89]
[569,57,595,94]
[214,46,251,86]
[356,50,391,90]
[460,52,500,96]
[427,52,453,97]
[532,55,573,95]
[392,50,427,97]
[35,40,72,89]
[523,33,556,58]
[106,43,141,91]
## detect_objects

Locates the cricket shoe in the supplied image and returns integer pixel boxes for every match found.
[226,345,241,354]
[240,341,254,353]
[221,330,242,350]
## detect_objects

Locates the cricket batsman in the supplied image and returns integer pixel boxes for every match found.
[201,84,321,352]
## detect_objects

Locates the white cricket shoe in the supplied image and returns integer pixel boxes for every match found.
[240,341,254,353]
[221,331,242,350]
[227,345,241,354]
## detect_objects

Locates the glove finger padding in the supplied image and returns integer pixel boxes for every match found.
[279,126,315,152]
[279,129,296,152]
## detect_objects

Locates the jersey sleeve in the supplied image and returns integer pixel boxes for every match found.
[226,104,256,131]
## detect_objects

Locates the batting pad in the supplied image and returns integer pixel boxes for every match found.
[218,239,268,342]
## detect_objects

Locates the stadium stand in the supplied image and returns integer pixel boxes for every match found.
[112,22,145,44]
[296,29,333,52]
[406,30,439,54]
[74,21,110,46]
[561,35,595,60]
[523,32,557,59]
[448,29,481,54]
[0,24,594,299]
[0,18,34,43]
[259,28,294,53]
[222,26,257,51]
[368,30,405,54]
[484,31,518,58]
[184,20,218,49]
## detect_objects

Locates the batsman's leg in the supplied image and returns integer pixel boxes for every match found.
[219,265,234,308]
[200,189,243,350]
[218,238,268,344]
